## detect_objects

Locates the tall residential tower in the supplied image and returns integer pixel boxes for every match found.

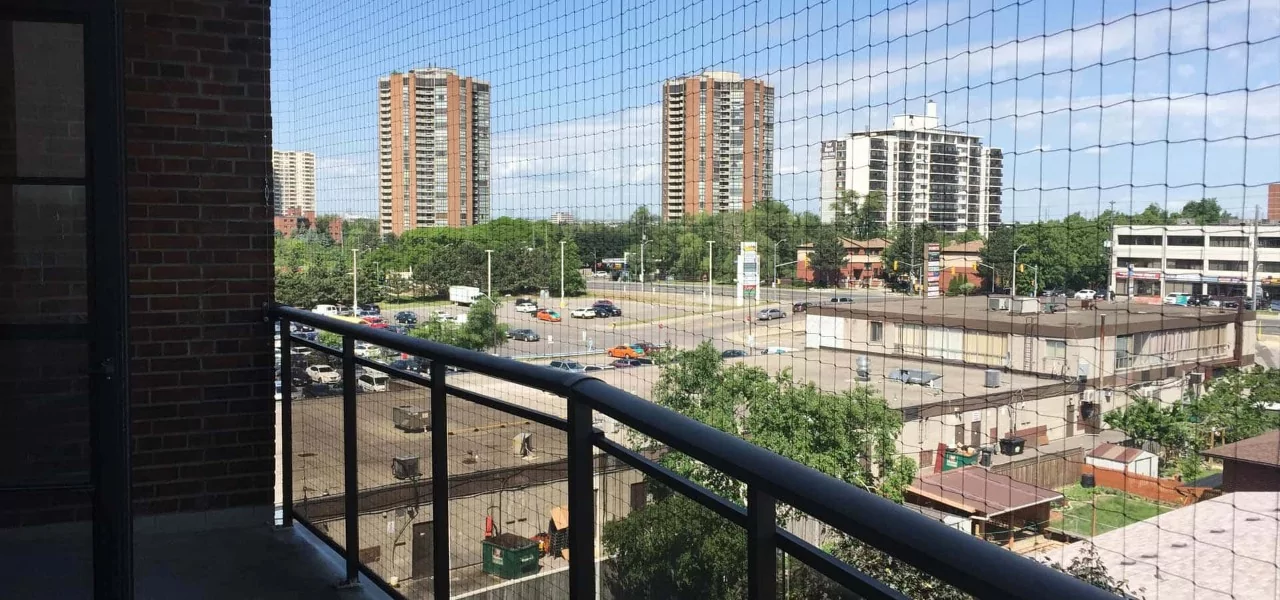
[820,101,1002,235]
[661,71,774,221]
[271,150,315,215]
[378,68,490,235]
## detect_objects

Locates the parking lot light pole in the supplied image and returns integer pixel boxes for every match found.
[640,235,648,286]
[559,240,566,308]
[485,249,493,299]
[775,260,799,302]
[706,240,715,310]
[351,249,359,309]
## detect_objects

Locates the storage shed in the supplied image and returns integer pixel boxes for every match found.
[1085,442,1159,478]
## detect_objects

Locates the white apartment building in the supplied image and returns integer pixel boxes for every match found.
[271,150,316,215]
[819,101,1002,235]
[549,211,575,225]
[661,71,774,221]
[378,67,490,235]
[1110,224,1280,299]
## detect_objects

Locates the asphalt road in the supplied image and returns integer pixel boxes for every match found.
[585,279,899,304]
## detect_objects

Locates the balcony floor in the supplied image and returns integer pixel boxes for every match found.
[0,514,394,600]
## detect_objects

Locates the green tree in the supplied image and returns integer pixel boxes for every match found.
[1190,367,1280,444]
[946,276,976,296]
[807,230,846,286]
[409,297,508,351]
[831,190,888,241]
[1175,198,1230,225]
[882,224,940,283]
[603,343,917,599]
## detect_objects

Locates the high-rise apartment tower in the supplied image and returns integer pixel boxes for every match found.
[378,68,490,235]
[272,150,315,216]
[661,71,774,221]
[820,101,1002,235]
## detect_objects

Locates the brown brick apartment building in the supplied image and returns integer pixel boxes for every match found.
[378,67,490,235]
[661,71,774,221]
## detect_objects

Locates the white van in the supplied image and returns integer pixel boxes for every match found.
[313,304,339,316]
[357,373,389,392]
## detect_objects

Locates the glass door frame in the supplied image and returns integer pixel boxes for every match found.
[0,2,131,598]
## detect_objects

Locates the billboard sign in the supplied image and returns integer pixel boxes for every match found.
[924,243,942,298]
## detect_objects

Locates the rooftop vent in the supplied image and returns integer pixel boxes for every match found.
[888,369,942,388]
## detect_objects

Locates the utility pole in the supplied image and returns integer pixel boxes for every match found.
[706,240,715,310]
[1012,244,1027,296]
[485,249,494,299]
[559,240,566,308]
[351,249,359,309]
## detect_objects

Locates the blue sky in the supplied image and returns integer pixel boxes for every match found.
[272,0,1279,223]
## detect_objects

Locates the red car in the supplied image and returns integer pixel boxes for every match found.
[361,315,385,325]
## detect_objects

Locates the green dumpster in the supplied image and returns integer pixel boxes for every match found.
[482,533,542,580]
[943,449,978,471]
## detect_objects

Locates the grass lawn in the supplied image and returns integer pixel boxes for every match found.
[1052,484,1176,537]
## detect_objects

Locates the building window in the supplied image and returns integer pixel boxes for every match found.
[1046,340,1066,360]
[1208,260,1247,271]
[1209,236,1248,248]
[870,321,883,343]
[1167,259,1202,270]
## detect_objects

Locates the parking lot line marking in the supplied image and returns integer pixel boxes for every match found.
[447,419,532,436]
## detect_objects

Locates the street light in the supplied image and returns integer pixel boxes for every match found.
[639,234,649,286]
[706,240,715,310]
[485,249,494,299]
[559,240,566,308]
[351,249,359,309]
[772,238,786,287]
[1011,244,1027,296]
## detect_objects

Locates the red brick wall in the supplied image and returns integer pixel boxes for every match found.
[124,0,274,515]
[1221,460,1280,493]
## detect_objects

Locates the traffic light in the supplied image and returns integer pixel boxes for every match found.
[973,262,979,271]
[1019,263,1026,273]
[893,260,899,270]
[950,266,956,275]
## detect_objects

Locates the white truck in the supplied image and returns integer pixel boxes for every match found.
[449,285,483,305]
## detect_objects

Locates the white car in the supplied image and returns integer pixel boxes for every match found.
[313,304,338,316]
[571,307,597,319]
[306,364,340,384]
[357,372,389,392]
[1074,289,1097,300]
[515,302,539,313]
[353,341,377,358]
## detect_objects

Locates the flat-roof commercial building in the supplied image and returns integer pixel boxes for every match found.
[379,68,491,235]
[1110,223,1280,300]
[661,71,774,220]
[804,297,1256,467]
[819,101,1003,235]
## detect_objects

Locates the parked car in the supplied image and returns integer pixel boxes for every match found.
[306,364,340,383]
[1242,297,1258,310]
[336,305,354,317]
[508,328,541,342]
[1270,298,1280,311]
[607,345,642,359]
[353,341,378,358]
[549,360,586,373]
[388,359,420,373]
[1222,300,1241,310]
[357,372,390,392]
[571,307,597,319]
[757,308,786,321]
[1074,289,1098,300]
[1163,292,1189,305]
[300,382,341,398]
[1042,287,1074,297]
[312,304,339,316]
[1186,294,1212,306]
[385,324,409,335]
[721,349,748,359]
[611,358,645,368]
[828,296,854,304]
[591,271,612,278]
[792,301,813,313]
[591,301,622,317]
[515,299,539,313]
[584,364,609,372]
[394,310,418,325]
[632,341,659,354]
[536,309,562,322]
[589,306,613,318]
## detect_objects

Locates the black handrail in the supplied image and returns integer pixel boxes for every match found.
[269,304,1118,600]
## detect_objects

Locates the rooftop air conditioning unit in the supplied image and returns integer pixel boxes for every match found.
[855,356,872,381]
[1011,297,1039,314]
[392,455,420,480]
[1188,372,1205,385]
[988,297,1011,311]
[984,369,1001,388]
[392,405,429,433]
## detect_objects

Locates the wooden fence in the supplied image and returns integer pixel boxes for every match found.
[992,447,1085,490]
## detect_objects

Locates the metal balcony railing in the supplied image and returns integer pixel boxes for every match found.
[267,304,1116,600]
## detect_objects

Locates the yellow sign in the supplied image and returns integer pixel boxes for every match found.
[741,241,758,254]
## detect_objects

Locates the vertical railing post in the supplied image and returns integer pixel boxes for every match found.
[340,336,360,587]
[430,360,450,599]
[279,318,293,528]
[747,485,777,600]
[567,395,596,598]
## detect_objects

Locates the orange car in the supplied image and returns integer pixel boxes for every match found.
[536,309,562,322]
[606,345,641,359]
